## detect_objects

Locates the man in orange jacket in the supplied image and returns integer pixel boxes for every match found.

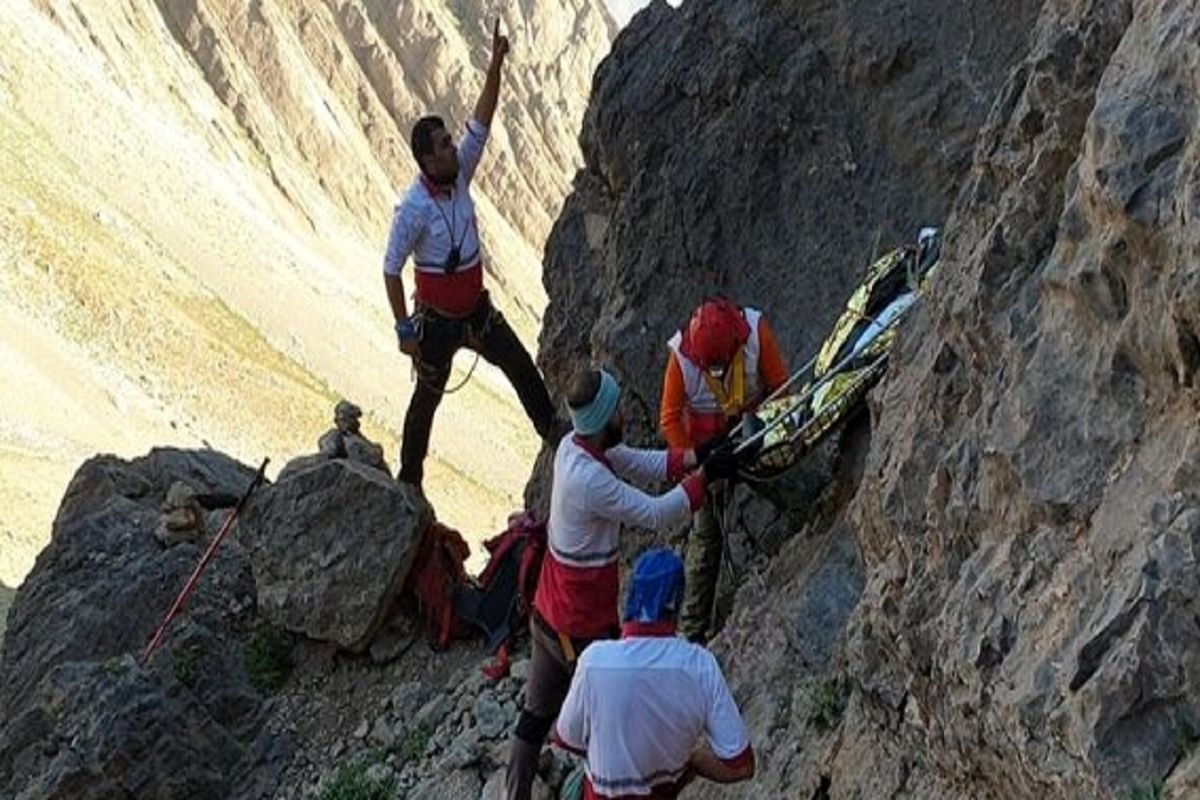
[660,298,788,642]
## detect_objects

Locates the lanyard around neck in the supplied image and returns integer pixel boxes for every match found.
[429,185,465,254]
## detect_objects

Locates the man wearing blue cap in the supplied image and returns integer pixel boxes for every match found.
[504,368,742,799]
[553,548,755,798]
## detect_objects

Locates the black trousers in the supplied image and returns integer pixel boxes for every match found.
[399,293,556,488]
[506,614,610,800]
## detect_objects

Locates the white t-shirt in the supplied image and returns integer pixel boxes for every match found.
[555,633,752,797]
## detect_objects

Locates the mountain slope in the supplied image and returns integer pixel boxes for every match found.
[0,0,613,585]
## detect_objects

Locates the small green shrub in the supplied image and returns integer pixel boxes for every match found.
[399,723,432,764]
[245,627,293,694]
[1129,780,1163,800]
[1175,718,1200,759]
[808,674,849,732]
[315,758,397,800]
[173,642,202,688]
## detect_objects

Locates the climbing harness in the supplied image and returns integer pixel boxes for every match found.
[409,301,499,395]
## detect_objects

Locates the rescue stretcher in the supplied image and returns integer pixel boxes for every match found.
[735,228,942,480]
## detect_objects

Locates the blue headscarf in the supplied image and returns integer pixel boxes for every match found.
[570,369,621,436]
[624,548,685,623]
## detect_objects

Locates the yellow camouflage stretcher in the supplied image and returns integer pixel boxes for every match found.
[741,229,942,479]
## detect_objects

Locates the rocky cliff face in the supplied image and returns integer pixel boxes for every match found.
[541,0,1200,797]
[0,0,612,587]
[7,0,1200,798]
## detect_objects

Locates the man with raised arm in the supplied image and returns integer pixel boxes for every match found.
[383,20,557,491]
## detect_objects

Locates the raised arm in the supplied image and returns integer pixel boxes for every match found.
[473,19,509,128]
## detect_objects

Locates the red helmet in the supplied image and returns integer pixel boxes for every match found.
[681,298,750,370]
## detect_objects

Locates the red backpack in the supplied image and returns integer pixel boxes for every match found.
[454,512,547,655]
[479,511,546,612]
[407,522,471,650]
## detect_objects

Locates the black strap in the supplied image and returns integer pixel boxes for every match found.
[428,187,465,267]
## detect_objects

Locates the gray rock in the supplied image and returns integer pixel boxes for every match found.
[408,768,481,800]
[0,449,262,735]
[390,680,423,717]
[343,435,387,472]
[155,480,205,546]
[369,624,415,665]
[369,716,395,750]
[474,693,507,739]
[480,769,505,800]
[241,460,430,651]
[1,659,243,800]
[316,429,344,458]
[274,454,326,484]
[414,694,450,732]
[442,726,481,769]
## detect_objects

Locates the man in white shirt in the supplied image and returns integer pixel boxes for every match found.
[382,20,557,490]
[505,369,742,800]
[554,548,756,798]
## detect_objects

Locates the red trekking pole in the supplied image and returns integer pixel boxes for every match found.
[142,457,269,664]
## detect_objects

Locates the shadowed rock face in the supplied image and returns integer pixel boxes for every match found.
[538,0,1200,797]
[0,581,12,655]
[0,449,282,800]
[537,0,1042,442]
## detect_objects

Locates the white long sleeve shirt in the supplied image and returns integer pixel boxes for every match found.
[532,435,702,639]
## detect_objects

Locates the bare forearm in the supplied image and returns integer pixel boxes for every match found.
[688,747,755,784]
[474,59,503,127]
[384,273,409,321]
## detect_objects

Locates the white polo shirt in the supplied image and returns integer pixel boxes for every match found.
[554,631,752,798]
[382,118,489,315]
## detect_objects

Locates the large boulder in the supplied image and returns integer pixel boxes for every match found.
[0,448,279,799]
[1,449,260,722]
[241,460,431,652]
[1,659,242,800]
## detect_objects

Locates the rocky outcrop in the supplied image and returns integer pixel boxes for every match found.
[538,0,1043,441]
[242,460,430,652]
[841,1,1200,796]
[2,659,244,800]
[0,581,13,656]
[537,0,1200,798]
[0,448,284,800]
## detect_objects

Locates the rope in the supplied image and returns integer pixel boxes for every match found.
[413,350,481,396]
[409,302,498,396]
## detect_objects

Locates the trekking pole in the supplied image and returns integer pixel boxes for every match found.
[142,458,270,664]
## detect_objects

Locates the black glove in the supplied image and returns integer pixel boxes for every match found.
[701,439,739,482]
[694,433,729,466]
